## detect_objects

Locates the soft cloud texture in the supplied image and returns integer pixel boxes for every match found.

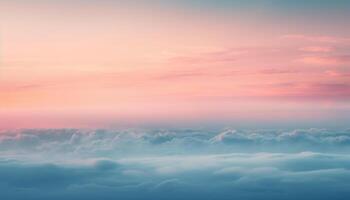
[1,129,350,199]
[2,128,350,156]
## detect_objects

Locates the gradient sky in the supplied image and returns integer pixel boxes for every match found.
[1,0,350,128]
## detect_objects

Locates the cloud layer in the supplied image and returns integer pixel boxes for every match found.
[1,128,350,156]
[1,128,350,199]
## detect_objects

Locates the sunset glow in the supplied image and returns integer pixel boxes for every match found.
[1,1,350,128]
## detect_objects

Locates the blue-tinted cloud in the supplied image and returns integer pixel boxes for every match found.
[1,128,350,199]
[1,128,350,156]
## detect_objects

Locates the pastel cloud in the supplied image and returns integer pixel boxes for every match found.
[168,48,246,65]
[299,55,350,66]
[325,70,350,77]
[1,128,350,199]
[2,128,350,156]
[4,153,350,200]
[282,34,350,44]
[299,46,334,53]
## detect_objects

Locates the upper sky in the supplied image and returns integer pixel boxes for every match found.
[1,0,350,128]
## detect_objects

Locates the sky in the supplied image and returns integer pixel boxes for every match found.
[1,0,350,128]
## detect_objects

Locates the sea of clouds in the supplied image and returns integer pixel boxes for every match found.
[1,128,350,199]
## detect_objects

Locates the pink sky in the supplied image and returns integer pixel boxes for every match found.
[1,1,350,128]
